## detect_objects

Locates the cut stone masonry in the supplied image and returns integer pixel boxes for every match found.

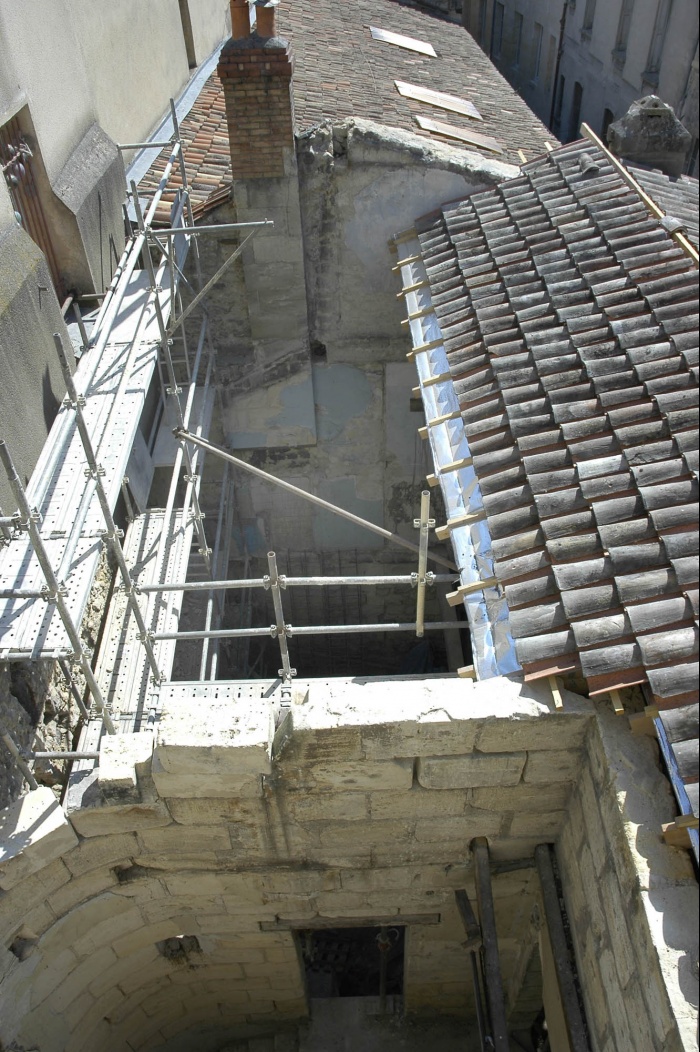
[0,674,696,1051]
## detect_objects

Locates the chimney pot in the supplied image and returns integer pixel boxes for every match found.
[255,0,279,38]
[230,0,251,40]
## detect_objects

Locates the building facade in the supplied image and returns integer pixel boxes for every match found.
[0,0,230,507]
[464,0,699,171]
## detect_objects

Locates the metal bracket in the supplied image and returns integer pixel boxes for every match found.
[99,527,125,541]
[198,546,212,557]
[263,575,271,591]
[279,575,288,590]
[40,583,68,603]
[184,474,199,484]
[279,668,297,679]
[63,393,86,409]
[166,386,183,396]
[85,465,106,479]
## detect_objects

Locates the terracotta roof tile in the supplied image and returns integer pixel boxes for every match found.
[404,138,699,799]
[139,0,557,221]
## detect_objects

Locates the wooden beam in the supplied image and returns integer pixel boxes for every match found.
[401,306,433,325]
[407,337,444,360]
[397,280,429,297]
[455,889,482,951]
[439,456,474,475]
[472,839,510,1052]
[458,665,477,680]
[446,577,499,606]
[427,409,462,427]
[629,705,659,737]
[535,845,592,1052]
[435,509,487,541]
[261,913,441,931]
[426,473,439,488]
[392,254,422,271]
[423,371,453,388]
[662,816,699,850]
[609,689,625,716]
[549,675,564,711]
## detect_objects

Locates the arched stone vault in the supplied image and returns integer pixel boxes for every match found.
[0,675,696,1052]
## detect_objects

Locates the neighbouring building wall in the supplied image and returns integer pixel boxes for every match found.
[463,0,699,168]
[464,0,562,131]
[65,0,228,149]
[0,0,227,505]
[558,0,699,154]
[558,709,699,1052]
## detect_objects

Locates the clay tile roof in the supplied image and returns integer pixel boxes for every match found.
[278,0,554,163]
[138,0,555,222]
[625,163,700,249]
[405,137,699,803]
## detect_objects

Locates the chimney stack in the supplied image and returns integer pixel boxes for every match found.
[607,96,691,177]
[218,0,294,181]
[215,0,314,453]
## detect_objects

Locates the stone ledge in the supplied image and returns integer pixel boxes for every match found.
[0,788,79,891]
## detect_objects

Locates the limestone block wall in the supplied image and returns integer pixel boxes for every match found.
[558,708,699,1052]
[0,675,696,1052]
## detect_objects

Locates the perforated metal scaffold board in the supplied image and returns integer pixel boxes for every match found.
[0,209,189,660]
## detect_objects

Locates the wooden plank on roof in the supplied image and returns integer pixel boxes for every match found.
[370,27,437,57]
[395,80,482,121]
[413,115,504,155]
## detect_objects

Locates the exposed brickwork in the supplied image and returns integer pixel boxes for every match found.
[218,36,295,180]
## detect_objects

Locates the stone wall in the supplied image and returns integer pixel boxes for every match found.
[0,674,592,1052]
[2,675,696,1052]
[558,708,699,1052]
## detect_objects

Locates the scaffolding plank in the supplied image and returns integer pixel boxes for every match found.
[395,80,482,121]
[414,115,504,155]
[370,26,437,57]
[0,262,181,658]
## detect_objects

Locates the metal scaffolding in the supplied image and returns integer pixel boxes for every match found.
[0,97,465,790]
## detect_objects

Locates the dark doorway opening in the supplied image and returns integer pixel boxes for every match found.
[298,927,405,1000]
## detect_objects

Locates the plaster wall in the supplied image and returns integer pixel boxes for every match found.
[558,708,699,1052]
[0,226,71,509]
[200,121,515,562]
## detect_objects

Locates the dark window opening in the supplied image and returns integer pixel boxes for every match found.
[602,107,615,141]
[298,927,405,999]
[569,82,584,142]
[491,2,505,58]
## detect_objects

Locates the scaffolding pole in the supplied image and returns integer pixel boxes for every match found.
[154,621,471,642]
[131,182,213,577]
[173,430,458,572]
[266,552,295,683]
[54,334,163,685]
[0,441,117,734]
[200,463,230,680]
[414,490,434,638]
[0,727,38,790]
[134,573,456,594]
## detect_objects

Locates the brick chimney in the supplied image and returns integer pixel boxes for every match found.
[218,0,295,180]
[214,0,316,452]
